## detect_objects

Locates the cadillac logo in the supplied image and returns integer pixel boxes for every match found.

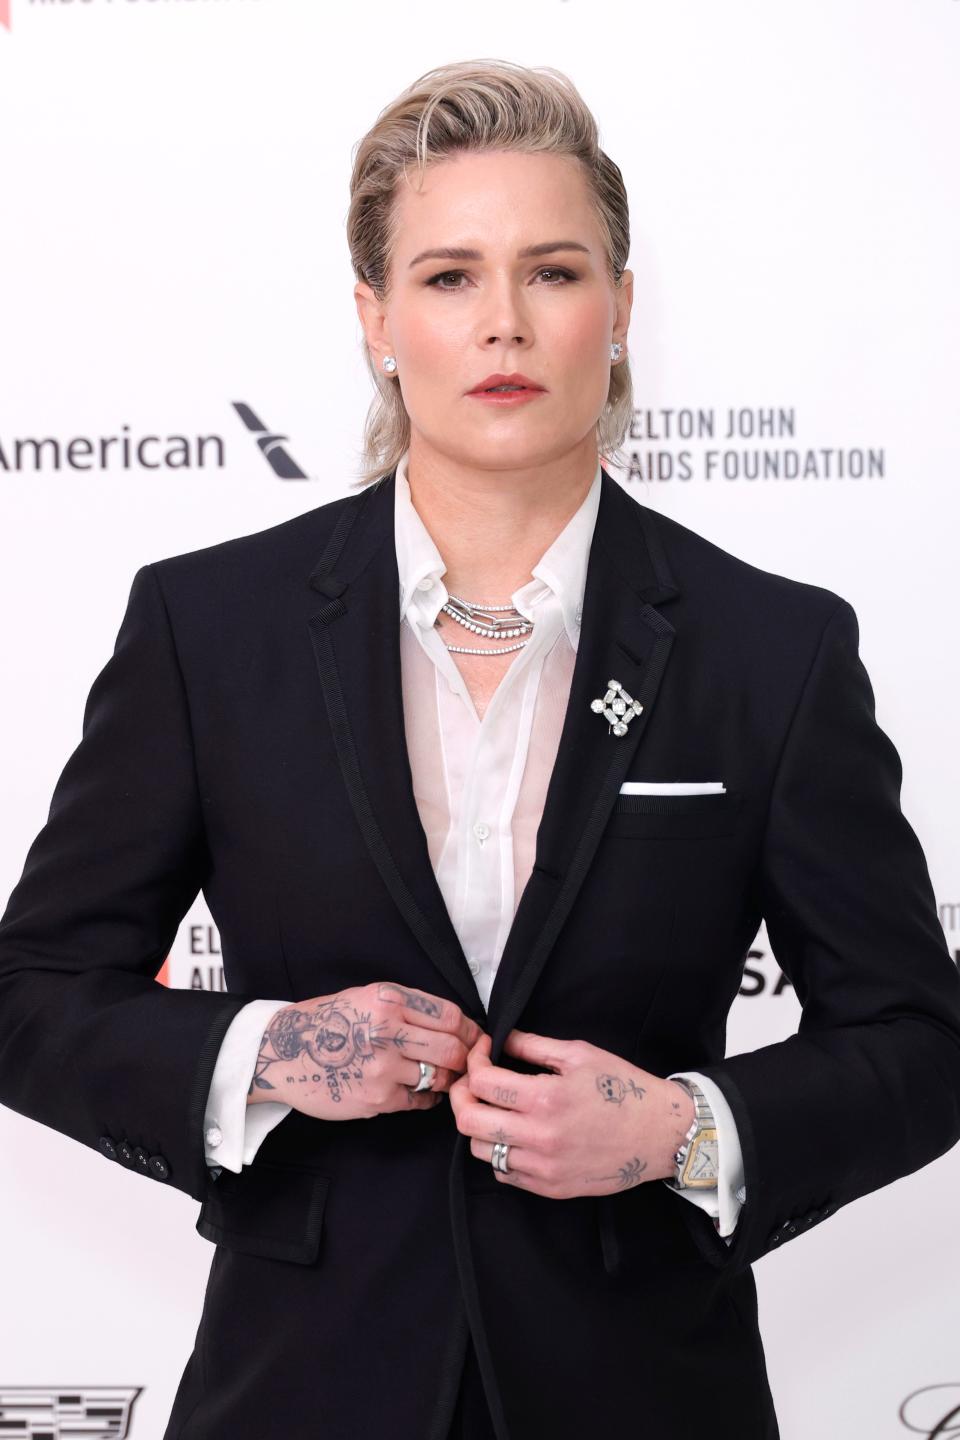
[0,1387,142,1437]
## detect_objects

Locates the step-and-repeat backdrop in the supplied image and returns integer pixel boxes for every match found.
[1,3,957,1436]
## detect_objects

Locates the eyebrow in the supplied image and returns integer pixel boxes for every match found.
[407,240,591,269]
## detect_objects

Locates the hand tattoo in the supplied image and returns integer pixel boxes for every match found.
[587,1156,649,1189]
[250,994,428,1105]
[596,1073,646,1104]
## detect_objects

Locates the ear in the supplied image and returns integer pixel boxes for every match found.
[612,267,634,349]
[354,281,394,374]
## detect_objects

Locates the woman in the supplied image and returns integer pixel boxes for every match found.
[1,59,958,1440]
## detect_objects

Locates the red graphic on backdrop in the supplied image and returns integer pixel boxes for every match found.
[0,1,10,34]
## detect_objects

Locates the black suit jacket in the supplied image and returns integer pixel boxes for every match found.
[2,468,959,1440]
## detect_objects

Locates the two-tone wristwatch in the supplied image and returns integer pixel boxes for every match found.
[668,1077,719,1189]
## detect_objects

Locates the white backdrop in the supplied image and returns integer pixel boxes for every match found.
[1,2,958,1436]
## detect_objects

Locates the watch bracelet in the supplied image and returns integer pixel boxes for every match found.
[669,1077,718,1188]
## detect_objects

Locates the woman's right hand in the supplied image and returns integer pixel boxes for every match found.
[245,981,486,1121]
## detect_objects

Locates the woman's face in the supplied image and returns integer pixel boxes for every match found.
[355,148,633,474]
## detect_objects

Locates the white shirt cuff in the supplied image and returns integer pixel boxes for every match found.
[664,1070,746,1242]
[203,999,293,1175]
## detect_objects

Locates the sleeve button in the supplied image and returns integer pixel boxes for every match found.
[98,1136,117,1161]
[134,1147,150,1174]
[148,1154,170,1181]
[116,1140,135,1166]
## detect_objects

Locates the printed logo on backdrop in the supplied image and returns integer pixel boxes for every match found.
[623,406,885,485]
[156,920,223,992]
[900,1383,960,1437]
[0,1388,142,1438]
[232,402,309,479]
[0,404,309,479]
[0,0,9,34]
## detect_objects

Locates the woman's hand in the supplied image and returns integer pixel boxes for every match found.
[449,1030,696,1197]
[247,982,485,1122]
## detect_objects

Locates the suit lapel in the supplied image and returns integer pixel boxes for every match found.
[304,467,680,1043]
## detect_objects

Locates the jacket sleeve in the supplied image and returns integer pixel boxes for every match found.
[0,563,255,1202]
[677,597,960,1273]
[203,999,292,1175]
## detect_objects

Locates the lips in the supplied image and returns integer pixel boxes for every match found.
[467,371,545,394]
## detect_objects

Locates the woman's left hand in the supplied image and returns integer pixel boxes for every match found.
[447,1029,696,1198]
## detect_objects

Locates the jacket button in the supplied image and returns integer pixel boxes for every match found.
[98,1136,117,1161]
[116,1140,135,1166]
[134,1147,150,1174]
[148,1154,170,1181]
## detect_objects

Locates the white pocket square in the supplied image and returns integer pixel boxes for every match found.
[618,781,726,795]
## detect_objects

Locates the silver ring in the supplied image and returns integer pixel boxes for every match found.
[491,1141,511,1174]
[411,1061,437,1093]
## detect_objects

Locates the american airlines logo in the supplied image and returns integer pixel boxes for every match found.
[0,1388,142,1438]
[231,402,309,479]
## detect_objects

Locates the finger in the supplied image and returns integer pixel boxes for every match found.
[395,1086,444,1112]
[447,1071,470,1118]
[392,1018,474,1077]
[400,1056,455,1094]
[501,1028,571,1073]
[379,983,484,1049]
[466,1042,541,1110]
[469,1136,543,1179]
[455,1096,538,1148]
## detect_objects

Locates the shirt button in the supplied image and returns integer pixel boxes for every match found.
[417,577,435,591]
[205,1125,223,1150]
[473,821,490,842]
[468,959,481,977]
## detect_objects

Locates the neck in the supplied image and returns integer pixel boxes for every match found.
[404,437,598,601]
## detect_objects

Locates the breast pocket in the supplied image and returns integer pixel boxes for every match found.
[196,1159,331,1265]
[604,787,742,838]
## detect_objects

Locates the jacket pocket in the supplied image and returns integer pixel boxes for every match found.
[196,1159,331,1265]
[605,787,742,838]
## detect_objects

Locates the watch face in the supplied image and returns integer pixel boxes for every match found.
[687,1135,719,1183]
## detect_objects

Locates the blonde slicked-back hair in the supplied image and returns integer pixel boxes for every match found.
[346,58,633,487]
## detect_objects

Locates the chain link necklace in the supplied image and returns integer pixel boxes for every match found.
[436,593,534,656]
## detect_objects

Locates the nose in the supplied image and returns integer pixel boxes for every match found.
[475,276,531,349]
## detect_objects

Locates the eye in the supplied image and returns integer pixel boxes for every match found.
[424,270,469,291]
[423,267,578,291]
[535,267,578,285]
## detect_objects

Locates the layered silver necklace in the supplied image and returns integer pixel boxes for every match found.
[437,593,533,656]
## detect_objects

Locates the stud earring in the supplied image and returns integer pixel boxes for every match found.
[610,342,623,362]
[382,355,398,375]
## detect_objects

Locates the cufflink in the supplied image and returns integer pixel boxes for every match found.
[204,1124,223,1150]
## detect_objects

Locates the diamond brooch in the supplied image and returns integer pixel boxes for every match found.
[590,678,643,737]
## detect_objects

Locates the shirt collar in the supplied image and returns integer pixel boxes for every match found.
[394,449,602,652]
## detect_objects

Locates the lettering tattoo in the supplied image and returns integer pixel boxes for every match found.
[596,1073,646,1105]
[251,995,428,1105]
